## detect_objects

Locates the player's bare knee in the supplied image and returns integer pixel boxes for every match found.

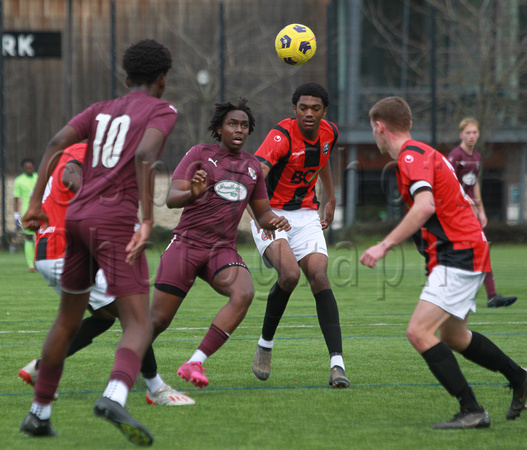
[230,289,254,311]
[277,268,300,291]
[406,325,422,349]
[55,310,82,334]
[55,321,82,344]
[243,286,255,303]
[92,307,117,322]
[142,320,153,336]
[308,271,330,292]
[439,334,464,352]
[151,311,172,336]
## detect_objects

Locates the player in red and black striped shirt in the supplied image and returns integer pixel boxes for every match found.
[250,83,349,388]
[361,96,526,429]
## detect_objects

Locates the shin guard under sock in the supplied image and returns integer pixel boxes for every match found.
[462,331,526,387]
[141,345,158,379]
[66,316,115,357]
[198,324,229,357]
[314,289,343,355]
[422,341,481,412]
[109,347,141,391]
[261,282,292,342]
[34,361,63,405]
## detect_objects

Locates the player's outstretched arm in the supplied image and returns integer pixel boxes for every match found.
[165,170,207,209]
[249,198,290,234]
[245,204,266,237]
[360,190,435,268]
[125,221,152,265]
[126,128,164,264]
[245,161,271,233]
[318,162,336,230]
[473,181,487,228]
[23,125,80,231]
[62,161,83,194]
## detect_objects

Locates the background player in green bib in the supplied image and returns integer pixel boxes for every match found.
[13,158,38,272]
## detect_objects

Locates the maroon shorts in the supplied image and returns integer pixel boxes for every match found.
[61,218,150,297]
[154,235,247,298]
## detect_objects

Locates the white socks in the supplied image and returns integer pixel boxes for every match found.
[144,374,164,394]
[188,349,208,364]
[258,337,274,349]
[330,355,345,370]
[259,337,343,369]
[103,379,129,407]
[30,401,51,420]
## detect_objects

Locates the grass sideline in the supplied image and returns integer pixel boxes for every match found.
[1,242,527,449]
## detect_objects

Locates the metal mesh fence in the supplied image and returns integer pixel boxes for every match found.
[2,0,327,171]
[0,0,328,243]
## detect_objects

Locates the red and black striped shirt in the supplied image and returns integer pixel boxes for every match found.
[255,117,338,210]
[397,140,490,274]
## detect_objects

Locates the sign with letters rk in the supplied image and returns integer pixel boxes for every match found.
[2,31,62,58]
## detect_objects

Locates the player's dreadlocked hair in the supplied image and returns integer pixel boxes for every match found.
[208,97,256,142]
[122,39,172,86]
[292,82,329,108]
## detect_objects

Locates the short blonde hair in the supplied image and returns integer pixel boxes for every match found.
[459,117,479,132]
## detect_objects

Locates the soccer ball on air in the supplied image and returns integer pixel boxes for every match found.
[275,24,316,66]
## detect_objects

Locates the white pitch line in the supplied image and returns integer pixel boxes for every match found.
[3,321,527,335]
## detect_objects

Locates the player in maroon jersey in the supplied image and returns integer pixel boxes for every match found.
[249,82,350,388]
[448,117,517,308]
[149,98,289,389]
[18,143,194,408]
[361,97,526,429]
[20,39,176,445]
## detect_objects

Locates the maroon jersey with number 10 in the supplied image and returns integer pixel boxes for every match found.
[67,90,178,224]
[60,90,177,297]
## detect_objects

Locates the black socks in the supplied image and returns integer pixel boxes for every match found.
[422,341,482,412]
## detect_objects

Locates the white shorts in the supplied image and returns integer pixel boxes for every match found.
[420,265,486,320]
[251,208,328,268]
[35,258,115,311]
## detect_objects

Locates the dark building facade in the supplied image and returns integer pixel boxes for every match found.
[327,0,527,226]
